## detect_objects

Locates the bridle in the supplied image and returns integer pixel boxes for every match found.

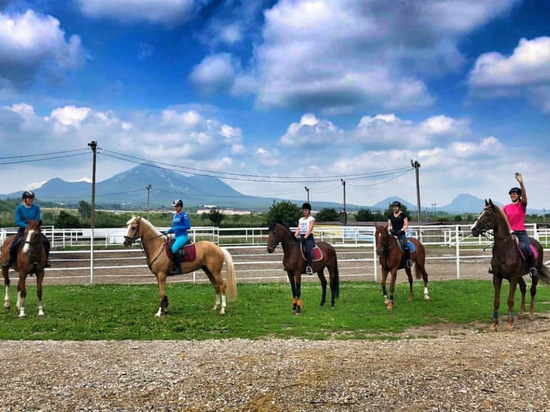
[124,217,142,246]
[124,217,167,268]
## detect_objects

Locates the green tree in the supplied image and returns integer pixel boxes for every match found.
[454,215,463,222]
[356,208,374,222]
[205,209,225,226]
[316,208,340,222]
[265,201,301,226]
[78,201,92,220]
[55,211,81,228]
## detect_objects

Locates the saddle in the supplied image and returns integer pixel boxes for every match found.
[511,235,538,261]
[165,240,196,262]
[392,236,416,253]
[299,244,323,262]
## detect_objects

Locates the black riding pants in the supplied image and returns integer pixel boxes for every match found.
[300,235,315,268]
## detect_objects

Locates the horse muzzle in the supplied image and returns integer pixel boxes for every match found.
[471,227,485,237]
[123,236,135,247]
[266,245,276,254]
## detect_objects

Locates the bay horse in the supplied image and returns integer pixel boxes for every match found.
[266,221,339,314]
[123,216,237,317]
[374,223,430,309]
[471,199,550,331]
[1,220,46,318]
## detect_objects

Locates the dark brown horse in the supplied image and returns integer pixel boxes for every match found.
[374,223,430,309]
[266,221,339,314]
[123,216,237,316]
[471,199,550,331]
[1,220,46,318]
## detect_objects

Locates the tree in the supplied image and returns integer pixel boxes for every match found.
[315,208,340,222]
[454,215,463,222]
[206,209,225,226]
[55,211,81,228]
[356,208,374,222]
[265,201,301,226]
[78,201,92,220]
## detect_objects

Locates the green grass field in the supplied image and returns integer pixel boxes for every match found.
[1,280,549,341]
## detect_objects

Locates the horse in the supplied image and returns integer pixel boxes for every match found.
[123,216,237,317]
[1,220,46,318]
[374,223,430,309]
[266,221,339,314]
[471,199,550,331]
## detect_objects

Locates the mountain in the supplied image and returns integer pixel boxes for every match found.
[438,194,487,214]
[370,197,416,212]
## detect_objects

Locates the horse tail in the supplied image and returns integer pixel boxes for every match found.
[334,260,340,299]
[221,247,237,302]
[537,264,550,284]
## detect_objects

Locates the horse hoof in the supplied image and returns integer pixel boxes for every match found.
[424,295,431,301]
[386,302,394,310]
[291,309,296,314]
[489,324,497,332]
[219,309,226,315]
[408,296,414,301]
[506,324,514,331]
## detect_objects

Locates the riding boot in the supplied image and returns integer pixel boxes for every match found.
[404,248,413,268]
[168,252,182,276]
[43,236,51,268]
[528,255,538,278]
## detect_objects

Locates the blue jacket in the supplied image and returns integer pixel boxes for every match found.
[15,204,41,229]
[165,211,191,237]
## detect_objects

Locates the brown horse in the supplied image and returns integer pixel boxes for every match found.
[471,199,550,331]
[1,220,46,318]
[123,216,237,316]
[374,223,430,309]
[266,221,339,314]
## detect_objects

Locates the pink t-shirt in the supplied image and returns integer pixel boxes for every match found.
[503,201,526,231]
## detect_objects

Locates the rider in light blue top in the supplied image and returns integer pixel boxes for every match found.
[165,199,191,276]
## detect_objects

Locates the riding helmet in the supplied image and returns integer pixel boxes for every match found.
[391,201,401,208]
[508,187,522,196]
[22,190,35,200]
[172,199,183,208]
[301,202,312,210]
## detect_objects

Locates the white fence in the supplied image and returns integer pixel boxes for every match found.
[1,224,548,285]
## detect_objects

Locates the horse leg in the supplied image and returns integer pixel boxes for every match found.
[2,267,10,310]
[505,279,518,331]
[491,275,502,331]
[17,274,26,318]
[387,269,398,310]
[380,266,389,306]
[517,277,527,319]
[317,268,327,307]
[405,267,414,301]
[295,275,303,314]
[203,266,227,315]
[416,253,430,301]
[36,270,44,317]
[529,277,539,320]
[155,274,169,317]
[287,271,298,314]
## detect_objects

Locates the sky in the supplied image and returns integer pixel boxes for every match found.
[0,0,550,211]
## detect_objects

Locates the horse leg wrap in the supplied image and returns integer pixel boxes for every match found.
[297,299,303,309]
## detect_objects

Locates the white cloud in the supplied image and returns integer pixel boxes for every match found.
[279,113,342,147]
[78,0,196,27]
[0,10,85,87]
[189,53,238,94]
[49,106,92,129]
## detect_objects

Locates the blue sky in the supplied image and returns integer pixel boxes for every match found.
[1,0,550,210]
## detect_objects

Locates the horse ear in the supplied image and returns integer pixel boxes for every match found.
[39,219,43,226]
[485,199,489,206]
[488,199,494,206]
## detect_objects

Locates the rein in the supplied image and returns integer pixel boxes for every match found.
[125,218,167,269]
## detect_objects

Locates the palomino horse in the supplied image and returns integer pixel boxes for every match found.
[123,216,237,316]
[266,221,339,314]
[374,223,430,309]
[1,220,46,318]
[471,199,550,331]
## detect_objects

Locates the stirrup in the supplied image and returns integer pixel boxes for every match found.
[406,259,413,268]
[306,266,313,275]
[529,267,538,278]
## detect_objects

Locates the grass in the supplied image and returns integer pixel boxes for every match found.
[1,280,550,341]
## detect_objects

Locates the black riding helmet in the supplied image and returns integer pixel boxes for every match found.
[22,190,35,200]
[509,187,522,196]
[172,199,183,208]
[391,201,401,208]
[301,202,312,210]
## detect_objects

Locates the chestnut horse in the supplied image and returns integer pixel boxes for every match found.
[471,199,550,331]
[266,221,339,314]
[374,223,430,309]
[1,220,46,318]
[123,216,237,317]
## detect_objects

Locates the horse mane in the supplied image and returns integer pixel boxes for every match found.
[488,200,512,234]
[127,215,162,235]
[269,220,299,243]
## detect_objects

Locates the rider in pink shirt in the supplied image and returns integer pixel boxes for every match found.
[502,173,537,278]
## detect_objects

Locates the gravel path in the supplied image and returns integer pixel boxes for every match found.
[2,315,550,412]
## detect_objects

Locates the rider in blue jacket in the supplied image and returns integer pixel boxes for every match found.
[3,191,51,269]
[165,199,191,276]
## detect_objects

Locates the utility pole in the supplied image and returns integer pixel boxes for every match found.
[146,184,152,220]
[88,141,97,284]
[411,160,421,224]
[305,186,310,202]
[341,179,347,225]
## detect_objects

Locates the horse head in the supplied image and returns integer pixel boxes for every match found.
[22,219,43,255]
[123,216,142,247]
[374,223,390,256]
[471,199,499,237]
[266,221,281,253]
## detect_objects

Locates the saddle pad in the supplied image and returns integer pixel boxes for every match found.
[396,239,416,253]
[515,241,538,262]
[165,243,196,262]
[300,245,323,262]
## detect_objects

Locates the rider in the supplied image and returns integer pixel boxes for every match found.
[164,199,191,276]
[502,172,537,278]
[387,200,413,268]
[294,202,315,274]
[2,190,51,269]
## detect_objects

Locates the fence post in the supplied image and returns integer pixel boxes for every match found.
[372,239,377,282]
[455,225,460,280]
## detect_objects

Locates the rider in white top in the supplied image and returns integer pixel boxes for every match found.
[294,202,315,274]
